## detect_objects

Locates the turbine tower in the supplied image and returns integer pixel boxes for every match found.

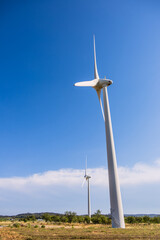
[82,157,91,219]
[74,37,125,228]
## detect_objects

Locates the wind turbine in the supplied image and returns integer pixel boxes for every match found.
[74,37,125,228]
[82,156,91,219]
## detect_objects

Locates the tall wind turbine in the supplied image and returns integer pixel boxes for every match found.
[82,157,91,219]
[74,37,125,228]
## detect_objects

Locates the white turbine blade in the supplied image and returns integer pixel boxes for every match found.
[93,35,99,80]
[97,90,105,120]
[74,79,96,87]
[85,156,87,176]
[82,178,86,188]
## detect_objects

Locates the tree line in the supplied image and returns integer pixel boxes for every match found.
[125,215,160,224]
[16,210,110,224]
[15,210,160,224]
[1,211,160,224]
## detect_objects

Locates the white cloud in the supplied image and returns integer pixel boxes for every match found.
[0,159,160,193]
[119,159,160,185]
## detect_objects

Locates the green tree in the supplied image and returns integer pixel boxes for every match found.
[91,210,110,224]
[100,216,108,224]
[54,215,60,222]
[91,216,102,224]
[64,211,77,223]
[135,217,143,223]
[77,216,85,223]
[151,217,160,224]
[84,216,91,223]
[143,216,150,223]
[60,216,68,223]
[28,215,36,222]
[94,210,101,216]
[42,213,52,222]
[21,215,36,222]
[106,217,111,225]
[125,216,136,224]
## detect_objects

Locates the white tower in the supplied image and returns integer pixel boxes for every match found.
[83,157,91,219]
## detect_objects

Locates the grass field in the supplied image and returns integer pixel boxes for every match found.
[0,222,160,240]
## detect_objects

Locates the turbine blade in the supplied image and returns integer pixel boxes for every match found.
[97,90,105,120]
[74,80,96,87]
[93,35,99,79]
[85,156,87,176]
[82,178,86,188]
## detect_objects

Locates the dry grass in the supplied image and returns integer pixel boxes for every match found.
[0,222,160,240]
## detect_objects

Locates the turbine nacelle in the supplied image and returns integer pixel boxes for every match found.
[84,174,91,180]
[94,78,113,91]
[74,78,112,121]
[82,156,91,186]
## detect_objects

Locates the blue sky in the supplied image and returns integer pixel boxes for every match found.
[0,0,160,215]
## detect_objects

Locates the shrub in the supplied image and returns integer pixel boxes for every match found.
[27,223,31,228]
[151,217,160,224]
[77,216,84,223]
[41,225,45,228]
[64,211,77,223]
[91,210,109,224]
[125,216,136,224]
[13,223,20,228]
[84,216,91,224]
[143,216,150,223]
[60,216,68,223]
[42,213,52,222]
[21,215,36,222]
[135,217,143,223]
[100,216,108,224]
[106,217,111,225]
[51,215,60,222]
[91,216,102,224]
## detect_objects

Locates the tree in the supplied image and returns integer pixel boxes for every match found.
[84,216,90,224]
[151,217,160,224]
[91,210,111,224]
[21,215,36,222]
[51,215,60,222]
[125,216,136,224]
[143,216,150,223]
[42,213,52,222]
[77,216,85,223]
[64,211,77,223]
[100,216,108,224]
[60,216,68,223]
[106,217,111,225]
[135,217,143,223]
[94,210,102,216]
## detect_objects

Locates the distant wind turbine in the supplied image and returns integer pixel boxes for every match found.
[74,36,125,228]
[82,156,91,219]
